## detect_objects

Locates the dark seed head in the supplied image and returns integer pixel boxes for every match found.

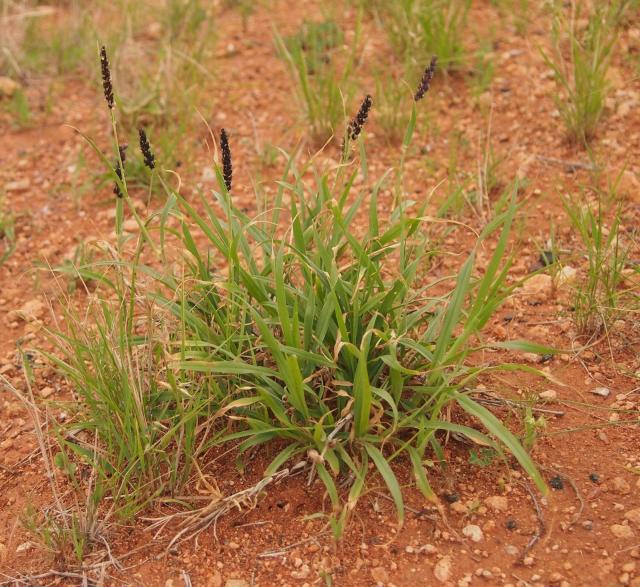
[348,94,373,141]
[100,46,114,110]
[138,128,155,170]
[113,144,127,198]
[414,56,437,102]
[220,128,232,192]
[505,519,517,530]
[589,472,600,484]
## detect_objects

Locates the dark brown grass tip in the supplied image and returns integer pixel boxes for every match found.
[100,46,114,110]
[113,144,128,198]
[220,128,232,192]
[138,128,155,170]
[414,56,437,102]
[348,94,373,141]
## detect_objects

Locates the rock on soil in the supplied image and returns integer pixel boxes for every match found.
[462,524,484,542]
[554,265,577,288]
[520,274,552,302]
[370,566,389,583]
[434,556,452,583]
[485,495,509,512]
[625,509,640,527]
[612,477,631,495]
[590,386,611,398]
[539,389,557,400]
[610,524,635,539]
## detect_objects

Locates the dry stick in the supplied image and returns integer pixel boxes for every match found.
[471,391,566,417]
[257,534,328,558]
[512,573,534,587]
[1,569,95,586]
[535,155,596,172]
[615,542,640,555]
[146,465,305,553]
[516,480,545,562]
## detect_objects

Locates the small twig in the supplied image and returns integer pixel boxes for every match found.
[233,520,271,529]
[615,542,640,555]
[516,480,545,562]
[512,573,534,587]
[1,569,97,586]
[536,155,596,172]
[181,570,192,587]
[257,534,327,558]
[471,391,565,417]
[145,464,305,552]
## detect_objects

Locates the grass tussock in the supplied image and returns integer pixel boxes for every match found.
[19,45,557,562]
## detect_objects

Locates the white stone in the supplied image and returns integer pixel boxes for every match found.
[434,556,452,583]
[462,524,484,542]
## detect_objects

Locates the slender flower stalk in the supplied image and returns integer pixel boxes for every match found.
[138,128,155,170]
[414,56,437,102]
[100,46,114,110]
[220,128,232,192]
[113,144,127,198]
[348,94,373,140]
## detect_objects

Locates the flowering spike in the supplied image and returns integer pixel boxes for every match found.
[100,46,114,110]
[138,128,155,170]
[220,128,232,192]
[414,56,437,102]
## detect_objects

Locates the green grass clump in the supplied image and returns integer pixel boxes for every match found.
[382,0,470,77]
[541,1,626,144]
[563,196,630,335]
[275,19,358,144]
[39,47,551,549]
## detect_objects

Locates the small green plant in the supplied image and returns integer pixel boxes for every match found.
[275,19,358,144]
[0,195,15,266]
[50,240,105,294]
[5,87,32,127]
[541,1,626,144]
[522,405,546,452]
[22,502,93,567]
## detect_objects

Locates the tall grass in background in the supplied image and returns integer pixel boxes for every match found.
[275,18,360,144]
[381,0,470,77]
[0,0,217,176]
[563,196,630,335]
[541,0,627,144]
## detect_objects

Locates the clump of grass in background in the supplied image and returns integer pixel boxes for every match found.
[541,1,626,144]
[381,0,470,77]
[275,18,359,144]
[374,68,412,144]
[563,195,630,336]
[492,0,530,35]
